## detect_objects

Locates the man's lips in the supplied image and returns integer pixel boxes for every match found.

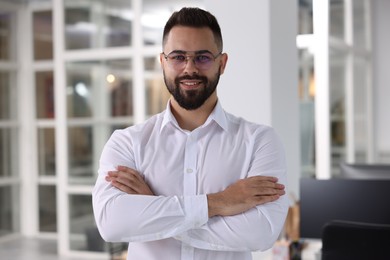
[179,80,203,90]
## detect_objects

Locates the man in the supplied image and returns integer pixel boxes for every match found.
[93,7,288,260]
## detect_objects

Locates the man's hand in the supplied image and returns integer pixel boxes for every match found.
[105,166,154,195]
[207,176,285,217]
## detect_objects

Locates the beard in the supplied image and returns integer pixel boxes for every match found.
[163,67,221,110]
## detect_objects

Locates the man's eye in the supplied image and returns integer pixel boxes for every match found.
[195,55,212,63]
[170,55,186,61]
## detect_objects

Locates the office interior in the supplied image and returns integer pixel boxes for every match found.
[0,0,389,259]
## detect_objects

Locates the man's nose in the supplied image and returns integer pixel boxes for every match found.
[183,57,199,74]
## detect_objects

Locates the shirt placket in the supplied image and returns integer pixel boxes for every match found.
[181,130,198,260]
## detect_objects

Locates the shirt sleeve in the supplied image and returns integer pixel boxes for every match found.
[174,127,289,252]
[92,130,209,243]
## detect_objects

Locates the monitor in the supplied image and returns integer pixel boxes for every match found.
[299,178,390,239]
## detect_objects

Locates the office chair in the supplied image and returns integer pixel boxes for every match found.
[321,220,390,260]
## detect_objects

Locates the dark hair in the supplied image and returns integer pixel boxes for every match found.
[162,7,223,51]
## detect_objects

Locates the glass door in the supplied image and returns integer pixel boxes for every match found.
[0,6,20,238]
[301,0,373,178]
[328,0,373,174]
[57,0,201,257]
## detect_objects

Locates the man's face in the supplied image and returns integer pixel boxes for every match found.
[161,26,227,110]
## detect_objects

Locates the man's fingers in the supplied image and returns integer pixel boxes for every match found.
[241,177,285,196]
[247,175,278,183]
[249,187,285,197]
[117,165,142,176]
[111,175,143,194]
[117,165,134,172]
[116,166,146,182]
[111,179,137,194]
[107,169,139,183]
[254,194,282,205]
[245,176,283,187]
[106,170,137,188]
[116,173,139,188]
[106,167,154,195]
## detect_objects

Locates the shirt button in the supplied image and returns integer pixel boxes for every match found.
[186,168,193,174]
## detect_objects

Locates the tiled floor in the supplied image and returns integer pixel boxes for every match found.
[0,236,321,260]
[0,237,84,260]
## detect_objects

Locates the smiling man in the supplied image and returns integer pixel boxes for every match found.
[92,7,288,260]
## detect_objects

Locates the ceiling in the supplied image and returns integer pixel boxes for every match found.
[0,0,50,4]
[1,0,42,2]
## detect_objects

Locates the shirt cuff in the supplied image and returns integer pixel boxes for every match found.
[184,195,209,228]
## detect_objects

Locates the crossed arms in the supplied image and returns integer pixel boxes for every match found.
[94,167,286,251]
[92,128,289,252]
[106,166,285,218]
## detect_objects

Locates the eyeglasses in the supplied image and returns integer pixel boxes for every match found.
[162,50,222,71]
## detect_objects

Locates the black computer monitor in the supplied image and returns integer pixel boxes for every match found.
[339,162,390,179]
[299,178,390,239]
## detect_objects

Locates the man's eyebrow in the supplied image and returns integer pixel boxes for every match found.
[169,50,213,55]
[194,50,213,54]
[169,50,186,54]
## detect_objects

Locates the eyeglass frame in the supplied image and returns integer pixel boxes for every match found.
[161,50,223,70]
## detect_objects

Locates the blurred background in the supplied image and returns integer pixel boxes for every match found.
[0,0,389,259]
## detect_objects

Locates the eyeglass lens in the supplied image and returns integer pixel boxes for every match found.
[165,52,219,70]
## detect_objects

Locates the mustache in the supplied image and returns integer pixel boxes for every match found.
[175,75,208,84]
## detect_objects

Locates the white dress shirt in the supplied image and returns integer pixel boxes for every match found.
[92,100,289,260]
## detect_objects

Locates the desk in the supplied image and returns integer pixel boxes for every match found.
[301,239,322,260]
[251,239,322,260]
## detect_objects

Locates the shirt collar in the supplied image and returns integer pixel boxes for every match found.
[160,99,229,132]
[161,100,178,131]
[207,100,229,131]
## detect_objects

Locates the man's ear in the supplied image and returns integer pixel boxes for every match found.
[159,53,165,69]
[219,53,228,75]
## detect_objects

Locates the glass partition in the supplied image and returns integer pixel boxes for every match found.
[68,126,93,184]
[298,47,315,177]
[142,1,167,46]
[330,0,345,40]
[0,128,18,178]
[68,123,125,185]
[37,128,56,176]
[0,12,14,61]
[307,0,373,176]
[0,69,18,178]
[353,56,369,162]
[33,11,53,60]
[64,0,132,50]
[144,56,169,116]
[329,48,347,169]
[0,186,19,236]
[353,0,369,49]
[39,185,57,232]
[142,0,204,46]
[36,71,55,119]
[0,72,17,120]
[145,77,168,116]
[69,194,96,251]
[66,60,133,118]
[298,0,313,35]
[0,9,18,239]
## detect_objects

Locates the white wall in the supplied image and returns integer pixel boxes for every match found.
[373,0,390,160]
[204,1,300,197]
